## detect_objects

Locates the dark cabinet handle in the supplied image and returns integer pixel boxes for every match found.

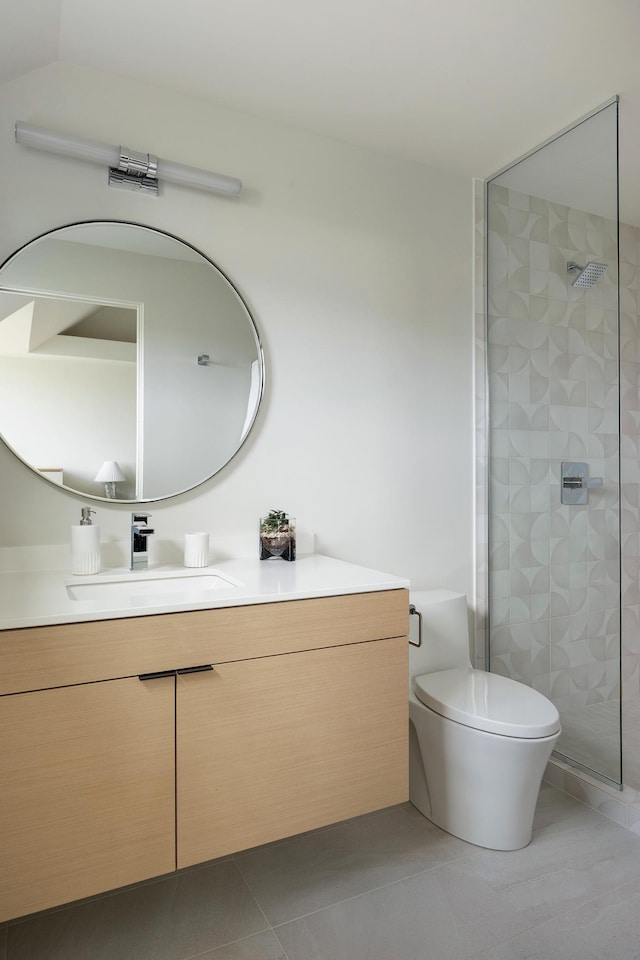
[139,669,177,682]
[139,664,214,681]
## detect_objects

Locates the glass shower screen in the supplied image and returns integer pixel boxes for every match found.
[485,100,622,786]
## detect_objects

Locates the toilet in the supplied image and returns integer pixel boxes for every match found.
[409,590,560,851]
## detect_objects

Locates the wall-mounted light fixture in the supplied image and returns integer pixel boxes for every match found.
[15,121,242,198]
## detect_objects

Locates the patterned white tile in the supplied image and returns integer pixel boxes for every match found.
[481,185,630,792]
[478,187,640,812]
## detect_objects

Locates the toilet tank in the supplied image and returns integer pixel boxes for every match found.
[409,590,471,681]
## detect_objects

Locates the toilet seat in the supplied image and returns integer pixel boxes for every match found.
[414,667,560,739]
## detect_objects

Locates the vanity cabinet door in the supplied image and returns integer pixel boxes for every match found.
[176,635,408,868]
[0,675,175,923]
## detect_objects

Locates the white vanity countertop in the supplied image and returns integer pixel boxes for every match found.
[0,554,410,630]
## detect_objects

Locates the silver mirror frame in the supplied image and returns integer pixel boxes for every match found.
[0,220,265,503]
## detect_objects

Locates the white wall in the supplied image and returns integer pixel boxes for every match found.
[0,62,474,596]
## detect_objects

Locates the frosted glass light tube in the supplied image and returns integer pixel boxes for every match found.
[15,122,119,166]
[15,121,242,197]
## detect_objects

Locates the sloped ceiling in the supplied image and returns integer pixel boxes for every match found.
[0,4,60,87]
[2,0,640,185]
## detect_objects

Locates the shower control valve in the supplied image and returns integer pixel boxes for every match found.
[560,462,604,505]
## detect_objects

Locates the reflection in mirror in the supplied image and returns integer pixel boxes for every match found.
[0,222,264,502]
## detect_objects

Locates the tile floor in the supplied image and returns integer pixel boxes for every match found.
[3,784,640,960]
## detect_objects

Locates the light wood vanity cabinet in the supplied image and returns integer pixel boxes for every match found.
[0,677,176,923]
[177,633,407,866]
[0,589,408,922]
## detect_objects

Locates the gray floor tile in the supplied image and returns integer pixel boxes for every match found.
[532,781,599,831]
[275,860,532,960]
[237,802,471,924]
[198,930,288,960]
[6,787,639,960]
[469,875,640,960]
[467,810,640,925]
[7,861,268,960]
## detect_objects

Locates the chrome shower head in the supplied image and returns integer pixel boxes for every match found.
[567,261,608,288]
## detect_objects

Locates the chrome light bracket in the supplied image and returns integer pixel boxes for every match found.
[109,147,159,195]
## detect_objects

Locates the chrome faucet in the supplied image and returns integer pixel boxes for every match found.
[130,513,154,570]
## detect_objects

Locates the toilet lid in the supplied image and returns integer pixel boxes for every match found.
[414,667,561,739]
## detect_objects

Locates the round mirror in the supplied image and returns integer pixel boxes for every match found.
[0,221,264,502]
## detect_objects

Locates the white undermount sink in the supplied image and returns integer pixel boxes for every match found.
[65,569,240,606]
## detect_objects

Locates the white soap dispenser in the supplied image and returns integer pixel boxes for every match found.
[71,507,101,575]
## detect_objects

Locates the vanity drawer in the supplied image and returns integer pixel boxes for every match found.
[0,588,409,695]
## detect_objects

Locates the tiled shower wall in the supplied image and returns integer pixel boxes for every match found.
[483,184,640,795]
[487,185,619,710]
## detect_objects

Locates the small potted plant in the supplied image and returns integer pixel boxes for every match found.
[259,509,296,561]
